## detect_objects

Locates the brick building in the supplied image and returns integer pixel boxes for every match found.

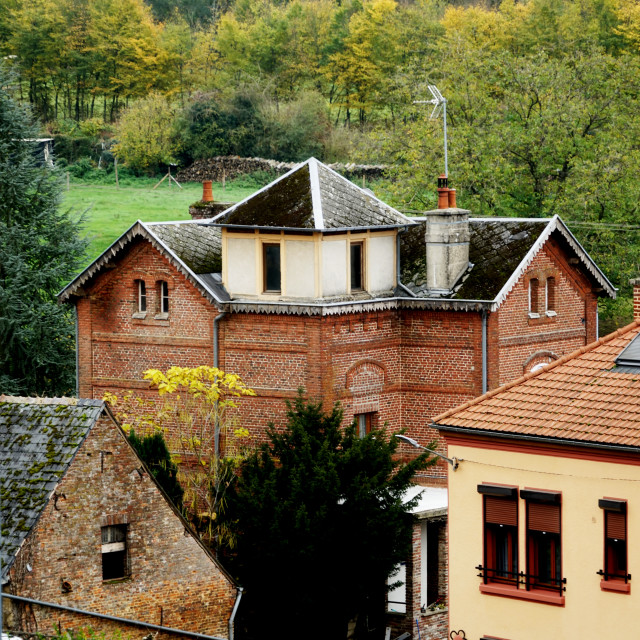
[1,396,238,639]
[59,158,615,474]
[58,158,614,639]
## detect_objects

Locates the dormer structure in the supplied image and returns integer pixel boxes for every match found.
[208,158,413,301]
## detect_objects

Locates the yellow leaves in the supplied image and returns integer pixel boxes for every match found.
[143,365,256,405]
[614,0,640,49]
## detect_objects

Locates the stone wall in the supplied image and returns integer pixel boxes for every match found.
[7,417,236,639]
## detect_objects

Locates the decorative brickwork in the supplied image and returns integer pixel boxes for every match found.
[73,235,600,484]
[6,416,236,639]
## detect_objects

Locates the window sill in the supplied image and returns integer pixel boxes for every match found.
[600,579,630,594]
[131,311,147,319]
[528,312,540,319]
[480,583,565,606]
[154,312,169,320]
[545,310,557,317]
[422,606,448,618]
[102,576,131,585]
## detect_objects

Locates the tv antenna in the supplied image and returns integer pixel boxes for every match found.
[414,84,448,178]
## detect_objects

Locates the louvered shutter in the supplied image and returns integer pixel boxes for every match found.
[485,496,517,526]
[528,502,560,534]
[607,512,626,541]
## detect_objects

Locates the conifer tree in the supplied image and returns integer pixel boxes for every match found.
[226,393,435,640]
[0,67,87,395]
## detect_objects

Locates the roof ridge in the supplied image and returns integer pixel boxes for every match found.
[433,320,640,424]
[0,395,87,405]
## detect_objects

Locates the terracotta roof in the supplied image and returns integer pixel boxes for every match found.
[0,397,104,580]
[433,322,640,448]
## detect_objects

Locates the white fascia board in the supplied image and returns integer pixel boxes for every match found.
[490,215,616,311]
[308,157,324,229]
[314,158,414,224]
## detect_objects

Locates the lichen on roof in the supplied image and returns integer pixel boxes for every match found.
[214,159,410,230]
[401,218,548,300]
[150,222,222,274]
[0,397,103,581]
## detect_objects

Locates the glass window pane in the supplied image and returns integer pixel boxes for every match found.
[264,244,281,292]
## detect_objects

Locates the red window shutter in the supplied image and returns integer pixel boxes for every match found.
[528,503,560,533]
[607,512,626,541]
[485,496,517,526]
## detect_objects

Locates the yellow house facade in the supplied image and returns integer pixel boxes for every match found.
[434,291,640,640]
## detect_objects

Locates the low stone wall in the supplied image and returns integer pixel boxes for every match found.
[176,155,387,183]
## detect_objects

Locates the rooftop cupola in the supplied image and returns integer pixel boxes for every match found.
[424,176,470,293]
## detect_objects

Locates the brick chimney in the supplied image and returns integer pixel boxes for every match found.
[631,278,640,321]
[424,176,470,293]
[189,180,234,220]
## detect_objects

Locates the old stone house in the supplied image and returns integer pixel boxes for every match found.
[58,157,615,639]
[0,396,238,639]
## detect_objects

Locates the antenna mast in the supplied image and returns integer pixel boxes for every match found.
[414,84,448,178]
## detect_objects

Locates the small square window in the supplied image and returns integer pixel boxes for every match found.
[355,412,375,438]
[101,524,128,580]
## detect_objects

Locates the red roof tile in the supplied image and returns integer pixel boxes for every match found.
[434,322,640,447]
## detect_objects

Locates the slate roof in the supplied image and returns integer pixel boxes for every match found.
[210,158,412,230]
[58,160,615,314]
[0,397,104,581]
[433,322,640,449]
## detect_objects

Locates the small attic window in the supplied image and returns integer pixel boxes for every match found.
[263,243,281,293]
[158,280,169,314]
[614,333,640,371]
[136,280,146,312]
[528,278,539,318]
[101,524,128,580]
[350,242,364,291]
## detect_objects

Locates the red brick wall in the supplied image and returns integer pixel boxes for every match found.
[74,236,600,477]
[8,416,236,639]
[78,241,214,399]
[495,240,597,386]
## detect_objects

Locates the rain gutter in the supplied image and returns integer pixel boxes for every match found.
[2,593,227,640]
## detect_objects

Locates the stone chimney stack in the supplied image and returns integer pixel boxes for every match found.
[631,278,640,321]
[424,176,470,293]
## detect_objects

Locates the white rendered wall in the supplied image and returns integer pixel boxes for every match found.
[285,240,315,298]
[226,237,256,296]
[368,234,395,293]
[322,239,347,296]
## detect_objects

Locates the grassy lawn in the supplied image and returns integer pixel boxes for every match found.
[62,178,262,263]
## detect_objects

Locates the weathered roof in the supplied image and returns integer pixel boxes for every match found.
[149,221,221,274]
[210,158,412,230]
[402,215,615,305]
[58,220,225,305]
[0,397,103,580]
[434,322,640,449]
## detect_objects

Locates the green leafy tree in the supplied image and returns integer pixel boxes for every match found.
[128,428,185,509]
[226,393,434,640]
[0,67,88,395]
[113,92,180,170]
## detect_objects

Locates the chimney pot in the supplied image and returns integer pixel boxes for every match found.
[448,188,457,208]
[202,180,213,203]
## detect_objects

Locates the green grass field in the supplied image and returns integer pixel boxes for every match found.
[62,179,261,263]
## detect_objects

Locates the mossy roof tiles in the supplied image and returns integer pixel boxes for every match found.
[434,323,640,449]
[0,397,103,581]
[211,158,410,230]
